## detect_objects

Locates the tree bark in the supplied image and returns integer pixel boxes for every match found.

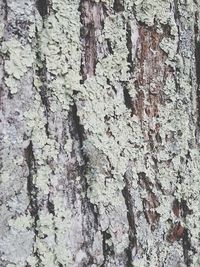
[0,0,200,266]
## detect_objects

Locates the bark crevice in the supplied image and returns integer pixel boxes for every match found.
[126,22,134,72]
[36,0,49,18]
[69,100,99,263]
[100,230,114,267]
[123,85,133,111]
[181,199,194,267]
[71,102,85,149]
[35,28,50,137]
[122,173,137,267]
[24,141,41,264]
[113,0,124,13]
[2,0,8,21]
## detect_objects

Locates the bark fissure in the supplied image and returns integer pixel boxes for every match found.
[123,85,133,111]
[47,192,55,215]
[173,0,180,25]
[126,22,134,72]
[0,0,200,266]
[36,0,49,18]
[35,28,50,137]
[24,141,40,264]
[113,0,124,13]
[69,100,99,262]
[122,174,137,266]
[2,0,8,21]
[182,228,192,267]
[25,141,38,220]
[71,102,85,149]
[100,231,114,267]
[181,200,194,267]
[170,198,194,266]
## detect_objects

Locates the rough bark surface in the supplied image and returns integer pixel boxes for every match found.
[0,0,200,266]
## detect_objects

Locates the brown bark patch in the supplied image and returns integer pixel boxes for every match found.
[137,26,168,87]
[138,172,160,226]
[133,25,170,119]
[80,0,103,78]
[132,90,145,119]
[167,223,186,242]
[172,199,181,218]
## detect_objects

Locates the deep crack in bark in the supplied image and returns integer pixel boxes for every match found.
[69,99,99,264]
[181,200,194,267]
[113,0,124,12]
[36,0,49,18]
[24,141,40,264]
[122,173,137,267]
[2,0,8,20]
[35,28,50,137]
[126,21,134,72]
[100,230,114,267]
[71,102,85,149]
[123,85,133,111]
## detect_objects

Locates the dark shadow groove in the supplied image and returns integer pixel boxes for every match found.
[24,141,41,264]
[113,0,124,12]
[36,0,49,18]
[122,173,137,267]
[123,86,133,110]
[126,22,134,72]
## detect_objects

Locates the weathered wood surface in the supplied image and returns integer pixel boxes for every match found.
[0,0,200,266]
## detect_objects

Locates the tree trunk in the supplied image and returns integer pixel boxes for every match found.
[0,0,200,266]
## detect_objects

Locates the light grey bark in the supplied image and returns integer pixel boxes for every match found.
[0,0,200,266]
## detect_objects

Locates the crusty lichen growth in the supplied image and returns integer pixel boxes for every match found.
[1,40,34,93]
[0,0,199,266]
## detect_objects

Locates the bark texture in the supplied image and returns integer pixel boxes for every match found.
[0,0,200,266]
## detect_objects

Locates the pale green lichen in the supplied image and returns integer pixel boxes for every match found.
[96,14,130,82]
[134,0,172,26]
[1,40,34,93]
[0,0,199,266]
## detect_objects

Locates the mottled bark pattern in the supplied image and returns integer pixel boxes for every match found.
[0,0,200,267]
